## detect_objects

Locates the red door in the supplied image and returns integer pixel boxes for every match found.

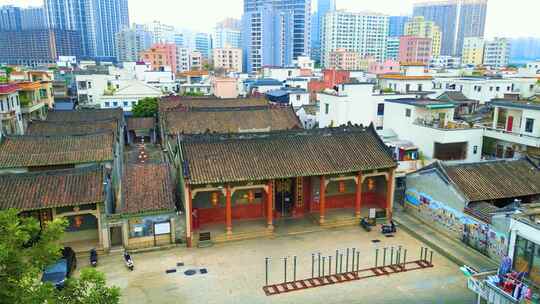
[506,116,513,132]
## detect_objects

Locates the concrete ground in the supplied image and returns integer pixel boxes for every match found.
[87,227,476,304]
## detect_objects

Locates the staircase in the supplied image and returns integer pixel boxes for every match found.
[208,229,273,244]
[320,216,361,229]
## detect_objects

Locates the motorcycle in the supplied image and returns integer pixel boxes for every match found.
[123,251,134,271]
[90,248,98,267]
[381,221,397,234]
[360,218,372,232]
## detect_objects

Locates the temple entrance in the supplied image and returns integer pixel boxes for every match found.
[275,179,295,217]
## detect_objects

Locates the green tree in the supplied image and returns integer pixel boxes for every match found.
[132,97,158,118]
[0,208,120,304]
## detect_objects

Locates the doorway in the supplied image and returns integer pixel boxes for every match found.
[274,179,295,217]
[109,226,123,247]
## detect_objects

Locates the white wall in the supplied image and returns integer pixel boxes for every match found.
[435,78,538,103]
[379,78,434,94]
[262,68,300,82]
[508,218,540,260]
[290,92,310,108]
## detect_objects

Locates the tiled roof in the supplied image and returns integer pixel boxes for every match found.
[181,126,397,185]
[0,166,104,211]
[164,106,301,135]
[16,81,41,90]
[438,91,471,102]
[127,117,155,130]
[27,119,117,136]
[0,133,114,168]
[46,108,124,122]
[0,84,19,95]
[121,163,175,214]
[442,160,540,202]
[159,97,268,112]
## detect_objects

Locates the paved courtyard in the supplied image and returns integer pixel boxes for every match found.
[90,226,476,304]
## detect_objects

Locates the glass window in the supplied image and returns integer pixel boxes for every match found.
[123,101,128,107]
[104,102,110,107]
[513,236,530,273]
[525,118,534,133]
[405,109,411,117]
[377,103,384,115]
[325,103,329,114]
[113,102,118,107]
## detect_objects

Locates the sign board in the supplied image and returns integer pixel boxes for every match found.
[134,226,143,233]
[154,222,171,235]
[369,208,376,219]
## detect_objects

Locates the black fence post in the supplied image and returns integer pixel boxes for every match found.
[311,253,315,278]
[284,257,287,283]
[375,248,379,267]
[329,256,332,276]
[293,256,297,281]
[265,257,270,286]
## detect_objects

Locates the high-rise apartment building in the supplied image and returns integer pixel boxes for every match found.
[147,20,175,44]
[140,43,177,72]
[388,15,410,37]
[413,0,487,56]
[483,38,511,68]
[0,29,82,66]
[311,0,336,63]
[92,0,130,59]
[327,49,360,71]
[213,18,242,49]
[404,16,442,57]
[398,36,432,64]
[461,37,484,66]
[242,3,295,72]
[244,0,311,62]
[321,11,389,67]
[116,24,152,62]
[20,7,46,30]
[213,47,243,73]
[194,32,212,59]
[0,5,22,31]
[386,37,401,61]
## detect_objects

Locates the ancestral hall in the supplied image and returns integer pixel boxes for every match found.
[173,125,397,247]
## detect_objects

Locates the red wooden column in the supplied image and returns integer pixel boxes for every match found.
[319,175,326,224]
[226,185,232,235]
[267,180,274,230]
[355,172,363,218]
[386,170,395,221]
[186,185,193,248]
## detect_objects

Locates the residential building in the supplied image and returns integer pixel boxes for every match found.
[294,56,315,72]
[404,16,442,57]
[434,77,537,103]
[483,38,511,68]
[189,50,203,70]
[140,44,177,72]
[296,103,318,129]
[413,0,487,56]
[194,32,212,59]
[383,97,483,162]
[308,69,350,101]
[244,0,311,60]
[147,20,175,43]
[406,160,540,262]
[212,77,239,99]
[430,55,461,69]
[484,99,540,159]
[262,67,301,82]
[0,29,82,66]
[311,0,336,63]
[327,49,360,71]
[76,74,111,106]
[213,18,242,49]
[213,48,243,73]
[461,37,485,66]
[368,60,400,75]
[385,37,401,61]
[398,36,433,65]
[507,208,540,288]
[388,15,410,37]
[100,80,162,112]
[321,11,389,67]
[266,88,310,108]
[0,84,23,136]
[175,47,199,73]
[116,24,152,62]
[0,5,21,31]
[242,3,295,72]
[20,6,46,30]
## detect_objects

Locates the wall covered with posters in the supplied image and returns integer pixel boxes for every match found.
[405,170,508,260]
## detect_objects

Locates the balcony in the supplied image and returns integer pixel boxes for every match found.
[466,269,521,304]
[0,110,16,120]
[21,101,45,114]
[484,127,540,148]
[413,118,476,130]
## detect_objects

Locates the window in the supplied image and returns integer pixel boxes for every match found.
[113,102,118,107]
[525,118,534,133]
[123,101,128,107]
[104,102,110,107]
[473,146,478,154]
[405,108,411,117]
[377,103,384,116]
[296,95,301,101]
[0,100,3,111]
[324,103,329,114]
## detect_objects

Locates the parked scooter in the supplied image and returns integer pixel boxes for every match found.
[123,251,134,271]
[381,221,397,234]
[90,248,98,267]
[360,218,372,232]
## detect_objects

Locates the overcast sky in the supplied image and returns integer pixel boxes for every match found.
[3,0,539,38]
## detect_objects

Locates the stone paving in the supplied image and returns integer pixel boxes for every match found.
[84,226,477,304]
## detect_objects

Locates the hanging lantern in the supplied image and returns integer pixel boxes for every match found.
[367,178,376,191]
[338,180,346,193]
[211,192,219,207]
[248,190,255,203]
[73,215,83,228]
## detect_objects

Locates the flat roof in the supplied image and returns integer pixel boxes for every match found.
[490,99,540,111]
[385,98,456,109]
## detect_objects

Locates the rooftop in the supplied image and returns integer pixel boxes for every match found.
[378,74,433,80]
[0,84,19,95]
[0,132,114,169]
[159,97,268,113]
[180,126,396,185]
[46,108,124,123]
[385,98,456,109]
[26,119,117,136]
[0,165,104,212]
[121,163,175,215]
[127,117,155,130]
[490,99,540,111]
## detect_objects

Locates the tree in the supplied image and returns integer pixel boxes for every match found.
[132,97,158,118]
[0,208,120,304]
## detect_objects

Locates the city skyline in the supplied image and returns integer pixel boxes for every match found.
[1,0,539,38]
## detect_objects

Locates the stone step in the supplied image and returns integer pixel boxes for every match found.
[211,229,273,243]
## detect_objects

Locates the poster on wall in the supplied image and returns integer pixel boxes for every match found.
[154,222,171,235]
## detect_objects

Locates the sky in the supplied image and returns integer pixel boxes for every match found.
[3,0,540,38]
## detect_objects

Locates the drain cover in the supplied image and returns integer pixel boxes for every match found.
[166,269,177,274]
[184,269,197,276]
[200,268,208,274]
[371,239,381,243]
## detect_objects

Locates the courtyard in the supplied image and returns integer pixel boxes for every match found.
[90,226,476,304]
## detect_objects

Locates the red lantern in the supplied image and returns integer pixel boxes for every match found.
[248,190,255,203]
[73,215,83,228]
[367,178,376,191]
[338,180,346,193]
[211,192,219,207]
